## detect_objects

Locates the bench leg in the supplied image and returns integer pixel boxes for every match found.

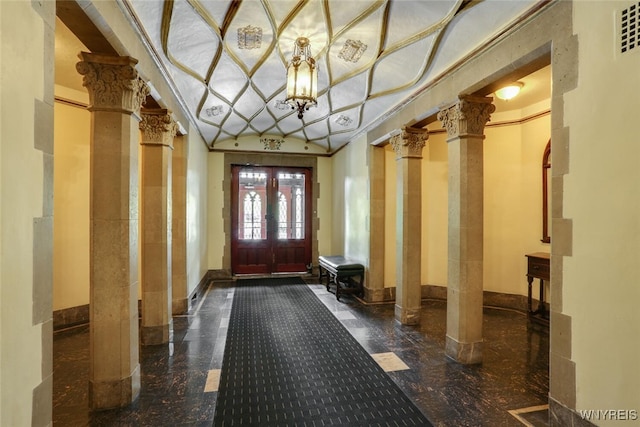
[356,273,364,297]
[328,273,337,300]
[342,276,362,299]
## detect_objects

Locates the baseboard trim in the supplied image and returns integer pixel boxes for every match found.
[53,304,89,331]
[54,281,537,330]
[54,271,218,331]
[188,270,221,312]
[208,269,232,281]
[549,396,596,426]
[362,284,533,314]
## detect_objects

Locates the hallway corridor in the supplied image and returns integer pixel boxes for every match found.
[53,278,549,426]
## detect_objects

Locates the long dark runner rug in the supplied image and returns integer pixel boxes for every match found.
[213,277,432,426]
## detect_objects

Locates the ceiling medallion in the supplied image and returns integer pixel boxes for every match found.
[336,115,353,127]
[338,39,368,63]
[285,37,318,120]
[274,100,290,110]
[205,105,224,117]
[261,138,283,151]
[237,25,262,49]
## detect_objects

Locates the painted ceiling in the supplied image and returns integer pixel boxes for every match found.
[120,0,542,154]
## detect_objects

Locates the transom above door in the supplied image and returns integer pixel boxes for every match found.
[231,165,312,275]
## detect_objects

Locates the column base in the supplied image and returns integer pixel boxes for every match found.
[394,304,421,325]
[141,324,170,345]
[172,298,188,315]
[445,335,483,364]
[364,287,393,303]
[89,364,140,409]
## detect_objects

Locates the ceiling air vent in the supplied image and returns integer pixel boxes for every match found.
[621,2,640,53]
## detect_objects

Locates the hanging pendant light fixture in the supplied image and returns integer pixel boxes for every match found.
[285,37,318,120]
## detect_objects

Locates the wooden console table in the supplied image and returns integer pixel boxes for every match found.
[525,252,550,324]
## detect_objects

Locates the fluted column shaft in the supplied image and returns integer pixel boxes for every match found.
[76,52,149,409]
[390,127,428,325]
[139,109,177,345]
[437,95,495,364]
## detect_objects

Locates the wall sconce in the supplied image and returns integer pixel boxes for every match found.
[495,82,524,101]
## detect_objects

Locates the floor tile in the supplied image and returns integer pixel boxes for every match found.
[371,352,410,372]
[333,310,357,320]
[204,369,221,392]
[509,404,550,426]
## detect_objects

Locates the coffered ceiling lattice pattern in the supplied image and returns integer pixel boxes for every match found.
[123,0,539,153]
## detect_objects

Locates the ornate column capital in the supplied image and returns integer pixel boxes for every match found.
[437,95,495,140]
[76,52,149,117]
[140,109,178,149]
[390,126,428,159]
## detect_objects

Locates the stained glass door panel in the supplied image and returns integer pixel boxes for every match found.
[231,167,270,274]
[272,170,311,272]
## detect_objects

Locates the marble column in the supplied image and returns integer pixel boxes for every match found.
[437,96,494,364]
[390,127,428,325]
[139,109,177,344]
[172,135,188,314]
[366,145,386,302]
[76,52,149,408]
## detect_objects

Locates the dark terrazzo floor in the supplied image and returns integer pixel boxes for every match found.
[53,277,549,426]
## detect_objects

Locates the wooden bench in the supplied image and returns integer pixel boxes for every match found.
[318,256,365,300]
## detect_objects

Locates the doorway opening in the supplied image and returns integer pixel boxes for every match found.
[231,165,312,275]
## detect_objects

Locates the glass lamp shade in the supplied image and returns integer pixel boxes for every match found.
[495,82,523,100]
[285,38,318,119]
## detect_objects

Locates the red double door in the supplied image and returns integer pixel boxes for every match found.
[231,165,312,275]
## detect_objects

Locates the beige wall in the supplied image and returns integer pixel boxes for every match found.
[185,127,209,295]
[331,150,346,254]
[52,90,211,304]
[484,103,550,296]
[422,132,449,288]
[53,87,91,310]
[206,152,333,270]
[381,104,550,297]
[384,147,397,286]
[567,1,640,421]
[316,156,333,257]
[0,1,55,424]
[331,135,370,264]
[207,152,225,270]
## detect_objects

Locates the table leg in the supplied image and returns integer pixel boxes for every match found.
[527,276,534,314]
[538,279,545,315]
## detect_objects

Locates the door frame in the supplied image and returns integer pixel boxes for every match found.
[221,153,320,276]
[230,165,313,274]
